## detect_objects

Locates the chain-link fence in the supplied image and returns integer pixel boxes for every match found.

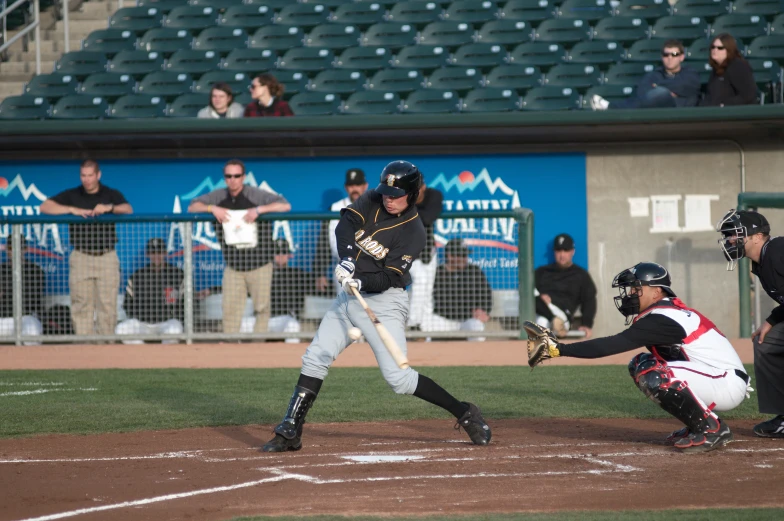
[1,210,533,345]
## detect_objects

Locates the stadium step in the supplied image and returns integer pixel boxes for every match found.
[70,1,122,20]
[0,83,28,100]
[0,61,57,75]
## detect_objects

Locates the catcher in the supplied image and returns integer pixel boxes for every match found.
[524,261,751,453]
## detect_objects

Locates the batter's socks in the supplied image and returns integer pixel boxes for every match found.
[296,374,323,396]
[413,375,470,419]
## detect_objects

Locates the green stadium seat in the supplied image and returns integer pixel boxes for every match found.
[278,47,336,73]
[712,14,768,40]
[304,24,361,50]
[555,0,614,21]
[221,49,277,73]
[334,46,392,72]
[166,93,209,117]
[193,27,248,54]
[218,5,274,30]
[341,91,402,115]
[243,0,292,8]
[109,7,164,34]
[386,1,442,28]
[401,89,460,113]
[331,2,387,29]
[165,49,221,74]
[543,63,601,90]
[532,19,590,44]
[671,0,730,20]
[650,16,709,43]
[309,69,367,94]
[189,0,244,11]
[614,0,670,21]
[625,38,670,62]
[768,14,784,35]
[109,50,166,77]
[695,61,713,83]
[730,0,784,19]
[234,92,252,106]
[299,0,354,7]
[746,35,784,60]
[24,73,80,100]
[747,58,783,102]
[449,43,507,71]
[288,92,342,115]
[686,38,711,59]
[461,87,520,112]
[419,21,475,48]
[194,71,251,94]
[604,62,656,85]
[592,16,650,43]
[137,71,193,99]
[508,42,566,67]
[137,0,190,13]
[354,0,404,7]
[54,51,108,79]
[476,20,532,46]
[249,25,304,51]
[424,66,483,94]
[483,64,543,89]
[163,6,219,33]
[273,71,310,98]
[0,96,51,120]
[360,23,419,49]
[442,1,500,24]
[366,68,424,93]
[566,40,624,66]
[582,84,635,108]
[274,4,330,28]
[109,94,167,118]
[391,45,451,71]
[519,86,581,110]
[498,0,555,23]
[77,72,136,101]
[81,29,138,56]
[50,95,110,119]
[138,28,194,56]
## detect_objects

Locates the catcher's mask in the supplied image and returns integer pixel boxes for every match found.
[716,209,770,271]
[612,262,676,324]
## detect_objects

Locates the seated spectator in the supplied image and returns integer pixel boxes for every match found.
[535,233,597,339]
[700,33,758,107]
[244,73,294,117]
[420,239,493,340]
[197,82,245,119]
[115,238,184,344]
[240,239,311,343]
[591,39,700,110]
[0,236,44,343]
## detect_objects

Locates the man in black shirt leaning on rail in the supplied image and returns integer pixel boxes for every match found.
[40,159,133,337]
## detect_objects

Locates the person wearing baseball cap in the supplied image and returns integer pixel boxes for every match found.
[534,233,597,339]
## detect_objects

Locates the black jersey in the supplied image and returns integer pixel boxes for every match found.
[335,190,426,292]
[751,236,784,326]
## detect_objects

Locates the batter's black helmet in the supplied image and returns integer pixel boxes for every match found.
[612,262,676,323]
[716,209,770,270]
[376,160,422,206]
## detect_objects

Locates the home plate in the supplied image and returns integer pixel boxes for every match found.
[341,455,426,463]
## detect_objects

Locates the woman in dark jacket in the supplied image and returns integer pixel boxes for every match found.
[701,33,757,107]
[244,73,295,117]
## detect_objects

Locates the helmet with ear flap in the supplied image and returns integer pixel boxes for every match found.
[375,160,422,207]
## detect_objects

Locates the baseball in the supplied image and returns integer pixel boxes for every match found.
[348,327,362,341]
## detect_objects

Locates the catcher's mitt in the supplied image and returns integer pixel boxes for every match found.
[523,321,561,369]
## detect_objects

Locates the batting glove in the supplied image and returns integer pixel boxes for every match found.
[334,257,356,285]
[342,278,362,293]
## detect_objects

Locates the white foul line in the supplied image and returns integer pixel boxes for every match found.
[0,388,97,398]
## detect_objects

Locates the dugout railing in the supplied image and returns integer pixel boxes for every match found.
[1,209,534,345]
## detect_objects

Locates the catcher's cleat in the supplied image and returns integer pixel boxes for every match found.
[455,402,492,446]
[674,418,733,453]
[665,426,690,445]
[261,423,302,453]
[752,415,784,438]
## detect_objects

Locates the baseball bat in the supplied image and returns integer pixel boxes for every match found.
[349,285,410,369]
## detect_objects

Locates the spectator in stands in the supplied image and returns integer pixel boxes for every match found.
[700,33,758,107]
[590,39,700,110]
[187,159,291,334]
[115,238,184,344]
[244,73,294,117]
[422,239,493,339]
[198,82,245,119]
[0,236,44,343]
[408,177,444,329]
[242,239,311,343]
[313,168,368,294]
[535,233,597,339]
[40,159,133,337]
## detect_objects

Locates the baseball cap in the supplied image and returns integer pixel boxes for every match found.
[444,238,472,257]
[273,239,292,255]
[345,168,366,186]
[738,210,770,235]
[146,237,166,254]
[553,233,575,251]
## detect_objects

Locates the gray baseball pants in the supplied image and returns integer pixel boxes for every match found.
[754,321,784,415]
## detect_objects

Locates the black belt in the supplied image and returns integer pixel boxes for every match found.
[77,249,114,256]
[735,369,750,384]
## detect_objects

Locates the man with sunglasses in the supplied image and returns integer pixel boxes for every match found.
[590,39,700,111]
[188,159,291,335]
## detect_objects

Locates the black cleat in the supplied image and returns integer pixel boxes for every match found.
[261,422,302,453]
[455,402,491,446]
[674,418,732,453]
[753,415,784,438]
[665,426,690,445]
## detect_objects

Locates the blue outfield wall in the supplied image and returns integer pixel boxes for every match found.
[0,154,587,294]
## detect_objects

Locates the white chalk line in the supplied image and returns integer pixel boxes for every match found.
[0,388,97,397]
[0,382,65,387]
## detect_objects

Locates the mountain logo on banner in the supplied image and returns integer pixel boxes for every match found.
[0,174,66,256]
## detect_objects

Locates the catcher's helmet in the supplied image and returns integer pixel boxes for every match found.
[376,160,422,206]
[716,209,770,270]
[612,262,676,322]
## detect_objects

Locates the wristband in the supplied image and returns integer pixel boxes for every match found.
[207,205,213,212]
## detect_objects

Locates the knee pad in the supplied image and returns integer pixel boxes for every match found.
[631,354,672,399]
[628,352,654,379]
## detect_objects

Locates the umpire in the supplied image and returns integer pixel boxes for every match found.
[718,209,784,438]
